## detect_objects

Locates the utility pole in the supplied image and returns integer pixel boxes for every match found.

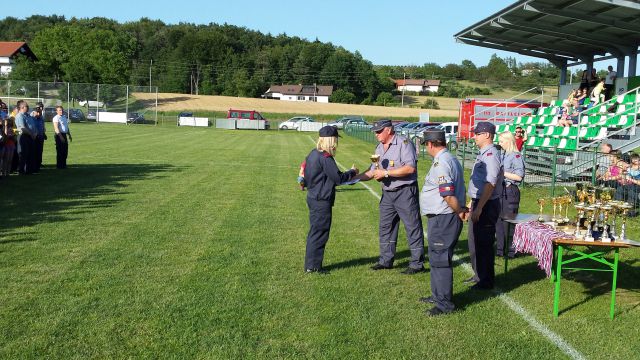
[401,72,406,107]
[149,59,153,93]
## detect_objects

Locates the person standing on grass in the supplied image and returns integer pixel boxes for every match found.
[52,106,72,169]
[14,101,36,175]
[31,103,46,173]
[418,129,467,316]
[303,125,358,274]
[495,131,525,259]
[353,119,425,274]
[0,116,16,177]
[465,122,503,290]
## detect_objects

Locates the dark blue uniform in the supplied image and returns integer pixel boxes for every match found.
[467,143,503,289]
[304,149,355,270]
[496,151,525,257]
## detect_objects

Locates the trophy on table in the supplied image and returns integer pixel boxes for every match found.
[575,183,587,206]
[587,186,596,205]
[370,154,380,170]
[574,203,585,239]
[563,195,572,223]
[537,198,547,222]
[600,204,613,243]
[618,202,633,242]
[552,197,559,223]
[583,206,596,242]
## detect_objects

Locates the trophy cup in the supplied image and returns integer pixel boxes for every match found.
[537,198,547,222]
[583,206,595,242]
[563,195,572,223]
[618,202,633,242]
[552,197,559,223]
[587,186,596,205]
[600,205,612,242]
[370,154,380,170]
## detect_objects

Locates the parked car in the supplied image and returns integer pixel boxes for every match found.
[328,115,365,129]
[279,116,315,130]
[435,122,459,150]
[127,112,145,124]
[227,109,270,129]
[43,107,64,122]
[87,109,97,121]
[342,118,371,129]
[403,122,439,141]
[177,112,193,119]
[68,108,85,122]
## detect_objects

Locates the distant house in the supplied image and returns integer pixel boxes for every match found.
[0,42,37,76]
[394,79,440,93]
[263,84,333,103]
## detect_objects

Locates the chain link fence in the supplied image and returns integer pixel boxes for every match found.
[0,80,158,125]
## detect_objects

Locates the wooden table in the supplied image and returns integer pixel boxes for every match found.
[552,238,632,319]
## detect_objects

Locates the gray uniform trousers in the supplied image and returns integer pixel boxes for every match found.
[468,198,501,288]
[427,213,462,313]
[379,184,425,268]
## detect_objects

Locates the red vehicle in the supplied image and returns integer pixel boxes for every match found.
[458,98,542,140]
[227,109,270,129]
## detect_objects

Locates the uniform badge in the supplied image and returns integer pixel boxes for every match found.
[403,139,408,144]
[438,176,446,184]
[433,161,439,167]
[390,160,395,167]
[487,152,493,156]
[516,154,521,158]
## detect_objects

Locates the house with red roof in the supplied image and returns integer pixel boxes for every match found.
[263,84,333,103]
[394,79,440,93]
[0,42,37,76]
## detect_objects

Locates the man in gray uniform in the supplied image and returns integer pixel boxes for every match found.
[466,122,503,289]
[355,119,425,274]
[418,129,468,316]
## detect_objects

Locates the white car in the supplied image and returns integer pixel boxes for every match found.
[279,116,314,130]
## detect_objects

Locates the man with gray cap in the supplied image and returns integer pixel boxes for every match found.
[418,128,467,316]
[354,119,425,274]
[466,121,503,289]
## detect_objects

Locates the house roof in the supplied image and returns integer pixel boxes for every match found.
[265,84,333,96]
[394,79,441,87]
[0,42,37,60]
[454,0,640,67]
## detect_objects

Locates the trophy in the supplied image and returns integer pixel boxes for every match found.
[537,198,547,222]
[574,203,585,239]
[583,206,595,242]
[552,197,559,223]
[370,154,380,170]
[563,195,572,223]
[618,202,633,242]
[587,186,596,205]
[600,205,613,242]
[575,183,586,205]
[601,187,614,203]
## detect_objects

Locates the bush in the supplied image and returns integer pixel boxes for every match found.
[330,89,356,104]
[375,92,396,106]
[421,99,440,109]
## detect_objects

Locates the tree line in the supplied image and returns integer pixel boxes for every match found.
[2,15,567,105]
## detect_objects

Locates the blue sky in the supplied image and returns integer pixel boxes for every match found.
[6,1,541,67]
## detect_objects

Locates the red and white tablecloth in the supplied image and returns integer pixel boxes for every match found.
[512,221,574,277]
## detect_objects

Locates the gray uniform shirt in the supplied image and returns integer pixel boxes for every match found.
[371,134,417,191]
[420,149,466,215]
[503,151,525,186]
[15,112,29,134]
[468,143,503,200]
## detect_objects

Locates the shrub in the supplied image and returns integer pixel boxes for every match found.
[421,99,440,109]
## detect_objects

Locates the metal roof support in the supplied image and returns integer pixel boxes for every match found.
[560,63,568,85]
[629,53,638,77]
[617,57,626,78]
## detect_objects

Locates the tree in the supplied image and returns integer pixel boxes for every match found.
[375,92,395,106]
[330,89,356,104]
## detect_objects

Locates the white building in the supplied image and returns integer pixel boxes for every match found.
[394,79,441,93]
[263,84,333,103]
[0,42,37,76]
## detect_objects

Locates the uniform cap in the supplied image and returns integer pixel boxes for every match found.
[371,119,393,132]
[319,125,339,137]
[473,121,496,134]
[422,129,446,144]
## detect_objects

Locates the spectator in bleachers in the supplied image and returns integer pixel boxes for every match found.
[588,79,605,107]
[514,126,526,151]
[589,68,599,91]
[1,116,16,177]
[579,69,590,91]
[604,65,616,101]
[598,150,628,189]
[615,154,640,212]
[573,88,587,109]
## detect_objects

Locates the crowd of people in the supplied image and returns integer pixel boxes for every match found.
[0,99,72,176]
[299,120,525,317]
[597,142,640,215]
[557,66,618,127]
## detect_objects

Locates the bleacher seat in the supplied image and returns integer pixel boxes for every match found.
[557,138,577,150]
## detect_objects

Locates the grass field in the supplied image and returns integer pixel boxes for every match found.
[1,124,639,358]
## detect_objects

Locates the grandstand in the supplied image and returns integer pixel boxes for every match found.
[454,0,640,184]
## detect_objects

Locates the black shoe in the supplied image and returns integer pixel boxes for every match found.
[370,263,392,270]
[305,268,329,274]
[463,276,478,284]
[419,296,436,304]
[426,306,447,317]
[401,267,425,275]
[496,252,504,257]
[470,283,494,291]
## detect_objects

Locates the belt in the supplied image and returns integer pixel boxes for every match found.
[383,183,414,192]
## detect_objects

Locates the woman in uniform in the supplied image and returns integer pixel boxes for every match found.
[303,125,358,274]
[495,131,525,258]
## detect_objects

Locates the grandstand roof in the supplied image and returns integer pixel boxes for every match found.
[454,0,640,66]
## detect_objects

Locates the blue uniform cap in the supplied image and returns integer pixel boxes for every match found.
[371,119,393,132]
[473,121,496,134]
[319,125,339,137]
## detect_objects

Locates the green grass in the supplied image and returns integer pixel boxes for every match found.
[1,124,639,358]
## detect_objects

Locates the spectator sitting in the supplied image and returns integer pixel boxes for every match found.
[598,150,628,189]
[514,126,527,151]
[615,153,640,215]
[573,88,587,109]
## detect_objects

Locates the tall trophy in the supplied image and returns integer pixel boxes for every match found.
[618,202,633,242]
[583,206,595,242]
[563,195,572,223]
[600,204,613,243]
[537,198,547,222]
[370,154,380,169]
[574,203,585,239]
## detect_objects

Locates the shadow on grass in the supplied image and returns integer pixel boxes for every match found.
[0,163,178,241]
[324,249,412,271]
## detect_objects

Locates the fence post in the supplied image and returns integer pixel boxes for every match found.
[461,139,466,169]
[591,150,598,185]
[551,147,558,197]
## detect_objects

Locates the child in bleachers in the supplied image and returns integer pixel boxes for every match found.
[598,150,628,189]
[588,79,605,108]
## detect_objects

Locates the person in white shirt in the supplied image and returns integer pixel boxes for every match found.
[604,65,617,101]
[52,106,72,169]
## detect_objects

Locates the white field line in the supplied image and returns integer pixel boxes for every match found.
[306,136,586,360]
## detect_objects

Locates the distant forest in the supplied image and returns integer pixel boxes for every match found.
[1,15,569,104]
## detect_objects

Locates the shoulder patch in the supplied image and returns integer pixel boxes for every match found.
[438,176,446,184]
[433,161,439,167]
[516,154,521,158]
[403,139,408,144]
[486,152,493,156]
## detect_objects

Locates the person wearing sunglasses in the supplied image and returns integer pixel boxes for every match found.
[514,126,526,151]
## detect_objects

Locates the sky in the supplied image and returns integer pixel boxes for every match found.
[5,1,551,67]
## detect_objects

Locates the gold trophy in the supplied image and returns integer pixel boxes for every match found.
[583,206,595,242]
[587,186,596,205]
[576,184,588,206]
[618,202,633,242]
[600,205,613,242]
[552,197,560,223]
[370,154,380,170]
[574,203,585,239]
[537,198,547,222]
